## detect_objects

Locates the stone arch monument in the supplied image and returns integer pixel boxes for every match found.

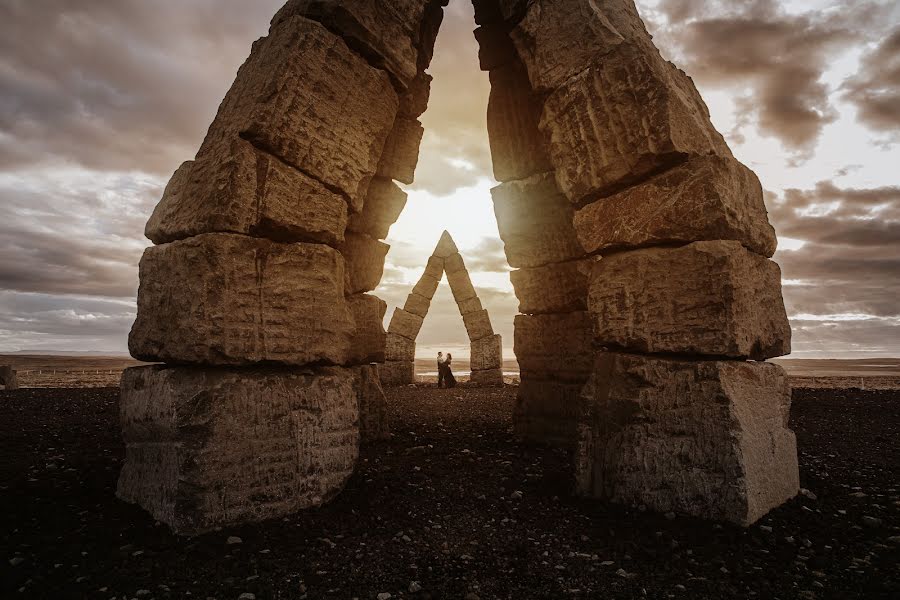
[120,0,798,534]
[381,231,504,387]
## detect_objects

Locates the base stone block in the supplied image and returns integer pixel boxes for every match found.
[353,365,390,443]
[470,368,505,386]
[386,332,416,362]
[117,365,359,535]
[380,361,415,387]
[470,334,503,371]
[0,366,18,391]
[575,353,799,526]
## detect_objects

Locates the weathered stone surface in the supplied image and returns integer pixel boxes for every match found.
[412,274,441,300]
[404,293,432,318]
[432,230,459,258]
[352,365,390,443]
[541,43,731,204]
[575,353,799,526]
[380,360,415,386]
[470,368,504,386]
[475,23,518,71]
[147,139,348,246]
[272,0,429,89]
[377,118,425,185]
[511,0,653,92]
[118,365,359,535]
[458,296,484,315]
[487,62,553,182]
[423,255,445,279]
[129,234,353,366]
[514,378,587,446]
[471,334,503,371]
[347,294,387,365]
[448,268,478,304]
[388,308,425,341]
[199,16,398,205]
[492,173,584,268]
[514,312,593,382]
[463,310,495,342]
[575,156,777,257]
[588,241,791,360]
[339,233,390,295]
[443,252,467,275]
[510,259,591,315]
[386,332,416,362]
[474,0,528,25]
[0,366,18,391]
[348,178,408,240]
[400,72,433,119]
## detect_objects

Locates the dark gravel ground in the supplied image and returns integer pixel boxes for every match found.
[1,385,898,599]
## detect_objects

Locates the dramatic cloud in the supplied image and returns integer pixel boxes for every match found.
[842,26,900,133]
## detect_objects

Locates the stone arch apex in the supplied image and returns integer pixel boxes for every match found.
[382,231,505,387]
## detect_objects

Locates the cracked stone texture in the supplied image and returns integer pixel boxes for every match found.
[339,233,390,295]
[588,241,791,360]
[541,42,731,205]
[511,0,654,92]
[574,353,800,526]
[272,0,431,90]
[117,365,359,535]
[386,332,416,362]
[197,15,398,206]
[470,368,505,386]
[471,334,503,371]
[514,378,588,447]
[575,156,778,258]
[0,366,18,391]
[492,172,585,269]
[514,312,594,383]
[348,178,408,240]
[147,138,348,247]
[347,294,387,365]
[463,310,495,343]
[404,293,432,318]
[510,259,591,315]
[129,234,353,367]
[379,360,415,387]
[400,72,433,118]
[377,118,424,184]
[487,62,553,182]
[388,308,425,341]
[352,365,390,443]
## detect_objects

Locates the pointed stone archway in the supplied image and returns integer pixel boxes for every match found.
[120,0,798,533]
[380,231,504,387]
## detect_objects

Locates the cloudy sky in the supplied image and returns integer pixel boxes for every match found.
[1,0,898,358]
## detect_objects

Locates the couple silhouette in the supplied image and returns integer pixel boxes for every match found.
[436,352,457,388]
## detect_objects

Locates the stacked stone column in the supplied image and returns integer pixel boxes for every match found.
[383,232,504,386]
[121,1,447,534]
[478,0,799,524]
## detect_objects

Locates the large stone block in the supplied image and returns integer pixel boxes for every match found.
[514,378,587,447]
[471,334,503,371]
[347,294,387,365]
[492,173,584,268]
[388,307,425,341]
[575,353,800,526]
[352,365,390,443]
[487,62,553,182]
[575,156,777,257]
[0,366,18,391]
[117,365,359,535]
[514,312,593,382]
[386,332,416,362]
[432,231,459,258]
[470,368,504,386]
[348,178,408,240]
[377,118,424,185]
[458,296,484,316]
[463,310,495,342]
[447,268,478,304]
[380,361,416,386]
[147,139,348,246]
[541,43,731,205]
[412,273,442,300]
[339,233,390,295]
[129,234,353,366]
[423,255,445,279]
[272,0,429,89]
[588,241,791,360]
[443,252,467,275]
[199,16,398,205]
[404,293,431,318]
[400,72,433,119]
[510,259,590,315]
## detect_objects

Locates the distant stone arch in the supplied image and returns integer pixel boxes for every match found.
[380,231,504,387]
[120,0,797,534]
